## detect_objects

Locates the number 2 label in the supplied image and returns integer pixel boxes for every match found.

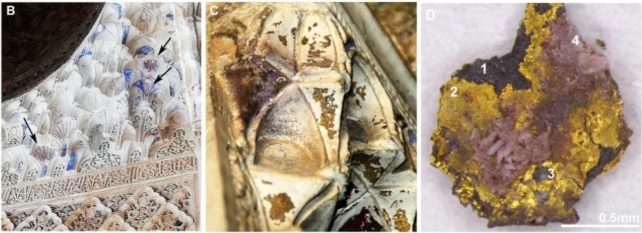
[450,86,458,97]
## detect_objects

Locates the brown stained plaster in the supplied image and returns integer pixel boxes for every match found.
[350,152,383,183]
[338,207,383,231]
[278,35,288,46]
[312,88,338,139]
[264,193,294,223]
[393,209,410,232]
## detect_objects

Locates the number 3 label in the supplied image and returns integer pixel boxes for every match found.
[548,168,555,179]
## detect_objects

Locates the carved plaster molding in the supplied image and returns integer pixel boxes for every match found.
[2,2,201,230]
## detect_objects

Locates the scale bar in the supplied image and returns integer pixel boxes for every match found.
[561,224,640,228]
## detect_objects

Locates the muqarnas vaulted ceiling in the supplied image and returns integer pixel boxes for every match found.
[1,3,201,231]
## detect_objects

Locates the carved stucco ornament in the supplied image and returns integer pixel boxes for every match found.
[99,214,135,231]
[63,197,112,231]
[1,3,201,231]
[14,205,68,231]
[1,211,14,231]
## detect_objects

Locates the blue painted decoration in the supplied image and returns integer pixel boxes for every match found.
[122,23,130,44]
[79,47,93,58]
[408,129,416,145]
[124,68,133,86]
[61,144,68,157]
[134,79,146,95]
[67,151,77,171]
[112,3,122,18]
[135,45,154,56]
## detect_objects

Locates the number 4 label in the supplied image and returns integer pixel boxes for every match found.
[572,35,580,46]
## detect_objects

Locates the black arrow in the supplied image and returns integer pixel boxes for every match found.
[154,67,173,84]
[23,118,37,144]
[158,37,171,55]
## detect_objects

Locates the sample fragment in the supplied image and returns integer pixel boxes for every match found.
[431,3,631,227]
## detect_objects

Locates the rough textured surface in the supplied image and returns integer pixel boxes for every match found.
[264,193,295,223]
[430,3,633,227]
[1,3,201,231]
[207,2,416,231]
[2,3,103,100]
[367,3,416,74]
